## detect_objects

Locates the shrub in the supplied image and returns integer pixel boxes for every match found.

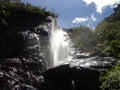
[100,65,120,90]
[0,1,57,30]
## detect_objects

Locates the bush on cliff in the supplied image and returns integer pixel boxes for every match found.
[96,4,120,89]
[0,1,57,30]
[100,65,120,90]
[95,4,120,59]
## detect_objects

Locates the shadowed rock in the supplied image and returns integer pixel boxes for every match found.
[42,56,117,90]
[42,65,99,90]
[42,65,74,90]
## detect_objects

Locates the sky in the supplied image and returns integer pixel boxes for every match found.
[21,0,120,29]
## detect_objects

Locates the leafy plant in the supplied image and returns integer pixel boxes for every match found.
[100,65,120,90]
[95,4,120,59]
[0,1,57,30]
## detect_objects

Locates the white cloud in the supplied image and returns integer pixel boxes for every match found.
[82,0,120,13]
[72,14,97,24]
[91,14,96,21]
[72,17,88,24]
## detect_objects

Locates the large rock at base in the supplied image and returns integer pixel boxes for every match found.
[42,65,99,90]
[71,67,99,90]
[42,65,74,90]
[42,56,117,90]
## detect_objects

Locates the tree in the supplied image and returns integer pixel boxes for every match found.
[95,4,120,58]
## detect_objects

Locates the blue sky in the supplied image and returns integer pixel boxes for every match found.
[21,0,119,29]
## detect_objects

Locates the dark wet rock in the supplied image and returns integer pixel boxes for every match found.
[1,58,22,67]
[42,65,74,90]
[21,84,37,90]
[42,56,117,90]
[42,64,99,90]
[36,28,49,37]
[0,21,57,90]
[0,57,45,90]
[0,20,52,89]
[45,16,53,23]
[0,16,55,90]
[71,67,99,90]
[0,32,25,59]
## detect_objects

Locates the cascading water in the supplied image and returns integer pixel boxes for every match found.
[49,22,74,67]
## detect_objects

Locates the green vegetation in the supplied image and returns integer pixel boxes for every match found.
[100,65,120,90]
[66,26,96,52]
[95,4,120,90]
[95,4,120,59]
[0,0,57,31]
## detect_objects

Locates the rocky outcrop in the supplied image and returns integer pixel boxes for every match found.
[42,65,74,90]
[0,30,46,89]
[0,16,54,58]
[71,67,99,90]
[69,56,117,71]
[0,16,55,90]
[42,64,99,90]
[42,56,117,90]
[0,58,44,90]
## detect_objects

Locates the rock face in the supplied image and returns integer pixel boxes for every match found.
[42,65,99,90]
[69,56,117,71]
[0,16,54,90]
[42,56,117,90]
[0,58,44,90]
[42,65,74,90]
[71,67,99,90]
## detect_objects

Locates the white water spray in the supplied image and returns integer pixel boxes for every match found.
[49,23,73,67]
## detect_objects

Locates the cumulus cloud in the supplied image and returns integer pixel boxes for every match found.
[72,17,88,24]
[72,14,97,25]
[82,0,120,13]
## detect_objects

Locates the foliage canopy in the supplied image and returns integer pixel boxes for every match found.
[96,4,120,90]
[95,4,120,59]
[0,1,57,30]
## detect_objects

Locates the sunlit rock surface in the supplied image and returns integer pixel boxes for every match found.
[69,56,116,71]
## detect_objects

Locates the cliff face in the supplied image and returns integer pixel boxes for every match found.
[0,16,55,90]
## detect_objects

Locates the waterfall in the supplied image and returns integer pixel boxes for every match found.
[49,21,73,67]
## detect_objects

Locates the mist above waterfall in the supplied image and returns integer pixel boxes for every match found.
[49,24,74,67]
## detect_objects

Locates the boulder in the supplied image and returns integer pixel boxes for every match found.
[42,65,74,90]
[42,56,117,90]
[71,66,99,90]
[43,64,99,90]
[0,58,45,90]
